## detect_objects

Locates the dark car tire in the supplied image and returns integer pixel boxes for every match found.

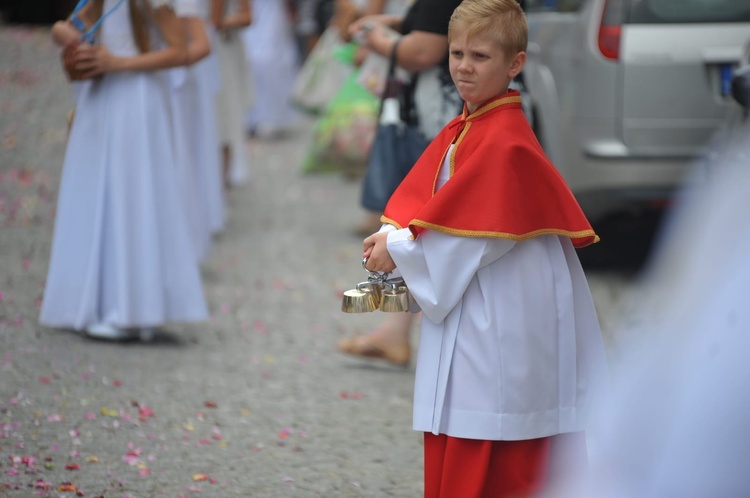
[731,65,750,110]
[531,105,545,148]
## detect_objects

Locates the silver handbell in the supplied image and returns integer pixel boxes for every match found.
[341,258,412,313]
[341,281,382,313]
[341,258,385,313]
[379,280,411,313]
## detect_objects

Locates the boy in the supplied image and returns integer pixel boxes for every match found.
[361,0,609,496]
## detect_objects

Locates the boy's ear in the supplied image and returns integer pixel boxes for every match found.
[509,51,527,78]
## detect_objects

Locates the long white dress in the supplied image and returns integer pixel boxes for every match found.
[192,2,226,234]
[214,0,254,185]
[170,0,224,261]
[241,0,299,134]
[385,145,610,441]
[40,0,208,330]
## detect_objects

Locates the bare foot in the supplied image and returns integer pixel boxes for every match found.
[352,211,383,237]
[337,314,415,366]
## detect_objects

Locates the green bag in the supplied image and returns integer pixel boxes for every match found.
[302,71,380,176]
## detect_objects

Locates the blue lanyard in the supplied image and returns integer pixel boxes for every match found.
[69,0,128,44]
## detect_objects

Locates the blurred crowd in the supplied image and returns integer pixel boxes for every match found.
[36,0,458,347]
[39,0,310,340]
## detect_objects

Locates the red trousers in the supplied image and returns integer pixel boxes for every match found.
[424,432,585,498]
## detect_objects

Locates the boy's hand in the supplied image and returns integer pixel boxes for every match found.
[363,232,396,273]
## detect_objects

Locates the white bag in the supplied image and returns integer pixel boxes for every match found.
[356,51,390,97]
[290,26,352,114]
[356,50,411,98]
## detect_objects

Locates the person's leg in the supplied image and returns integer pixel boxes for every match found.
[352,210,383,237]
[337,312,414,365]
[424,433,552,498]
[222,143,231,192]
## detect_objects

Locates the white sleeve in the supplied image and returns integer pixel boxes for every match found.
[386,228,516,324]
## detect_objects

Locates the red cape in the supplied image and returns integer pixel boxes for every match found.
[382,91,598,248]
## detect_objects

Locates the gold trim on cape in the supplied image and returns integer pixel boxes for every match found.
[410,219,600,243]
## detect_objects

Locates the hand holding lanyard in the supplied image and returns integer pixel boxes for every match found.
[62,0,126,80]
[70,0,127,44]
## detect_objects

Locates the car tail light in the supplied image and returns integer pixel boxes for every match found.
[598,0,624,60]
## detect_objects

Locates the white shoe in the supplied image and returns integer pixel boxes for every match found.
[85,323,131,341]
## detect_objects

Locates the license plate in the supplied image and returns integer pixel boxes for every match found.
[720,64,734,96]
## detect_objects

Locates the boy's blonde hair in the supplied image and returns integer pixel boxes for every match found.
[448,0,527,56]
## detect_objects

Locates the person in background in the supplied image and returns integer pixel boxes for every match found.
[242,0,301,138]
[169,0,216,263]
[291,0,330,59]
[337,0,463,367]
[189,0,227,237]
[359,0,608,495]
[42,0,208,341]
[212,0,253,189]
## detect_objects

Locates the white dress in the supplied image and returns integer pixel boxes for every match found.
[385,146,609,441]
[241,0,300,134]
[192,3,226,234]
[170,0,224,261]
[40,0,208,330]
[214,0,254,185]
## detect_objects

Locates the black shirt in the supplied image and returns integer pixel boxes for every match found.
[401,0,462,37]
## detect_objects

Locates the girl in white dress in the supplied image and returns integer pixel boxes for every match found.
[242,0,299,136]
[192,0,226,234]
[212,0,253,188]
[42,0,208,341]
[169,0,223,262]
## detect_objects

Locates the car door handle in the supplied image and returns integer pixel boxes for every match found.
[702,47,743,64]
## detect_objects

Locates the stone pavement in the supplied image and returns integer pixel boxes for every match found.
[0,23,632,498]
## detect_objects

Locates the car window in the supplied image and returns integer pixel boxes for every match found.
[526,0,586,13]
[628,0,750,23]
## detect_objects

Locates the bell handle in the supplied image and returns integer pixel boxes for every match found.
[362,257,389,282]
[355,281,378,292]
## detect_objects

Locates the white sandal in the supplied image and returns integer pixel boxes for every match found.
[85,323,131,341]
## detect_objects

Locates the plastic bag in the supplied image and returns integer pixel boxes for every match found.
[302,72,380,176]
[290,26,353,114]
[356,51,389,97]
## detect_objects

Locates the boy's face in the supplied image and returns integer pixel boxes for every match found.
[449,27,526,114]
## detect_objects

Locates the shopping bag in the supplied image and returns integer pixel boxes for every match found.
[354,25,410,98]
[356,51,389,97]
[290,26,353,114]
[360,39,426,211]
[360,120,427,210]
[302,72,380,176]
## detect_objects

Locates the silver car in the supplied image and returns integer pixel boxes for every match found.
[523,0,750,223]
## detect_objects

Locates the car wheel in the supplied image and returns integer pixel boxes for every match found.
[531,105,544,146]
